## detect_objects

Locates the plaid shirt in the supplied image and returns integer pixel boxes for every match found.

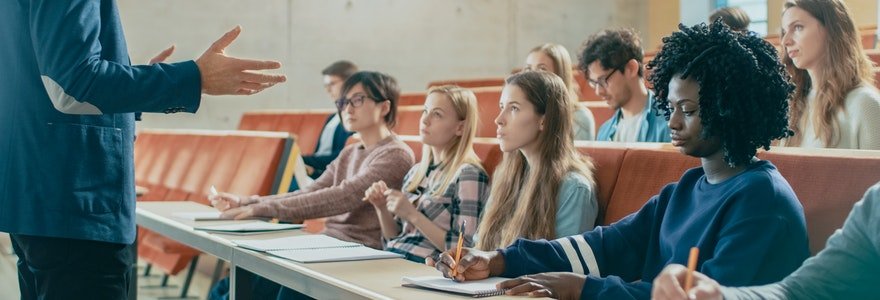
[385,163,489,261]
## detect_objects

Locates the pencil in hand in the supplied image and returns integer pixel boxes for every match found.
[451,220,466,277]
[684,247,699,293]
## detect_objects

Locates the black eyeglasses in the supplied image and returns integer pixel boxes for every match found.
[335,94,376,110]
[588,63,629,89]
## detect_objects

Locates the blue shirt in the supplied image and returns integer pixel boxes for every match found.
[556,172,597,236]
[596,92,671,142]
[0,0,202,244]
[501,160,809,300]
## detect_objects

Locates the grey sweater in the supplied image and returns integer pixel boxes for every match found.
[721,182,880,299]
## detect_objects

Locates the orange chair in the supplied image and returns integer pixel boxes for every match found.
[398,135,424,162]
[575,142,629,224]
[399,91,427,106]
[238,112,281,131]
[472,87,503,138]
[395,106,423,136]
[583,101,615,129]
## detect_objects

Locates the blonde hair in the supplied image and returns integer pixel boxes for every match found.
[529,43,581,101]
[403,85,483,197]
[782,0,876,147]
[475,71,595,250]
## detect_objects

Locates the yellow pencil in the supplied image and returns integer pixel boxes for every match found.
[684,247,699,293]
[451,220,466,277]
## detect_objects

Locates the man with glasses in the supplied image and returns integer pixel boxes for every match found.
[578,28,670,143]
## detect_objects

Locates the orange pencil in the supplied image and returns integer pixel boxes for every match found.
[451,220,466,277]
[684,247,699,293]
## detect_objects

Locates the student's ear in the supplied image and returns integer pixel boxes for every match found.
[380,100,391,119]
[624,59,639,78]
[455,121,465,136]
[538,116,545,131]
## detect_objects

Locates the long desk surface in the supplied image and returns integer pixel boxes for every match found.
[136,201,528,299]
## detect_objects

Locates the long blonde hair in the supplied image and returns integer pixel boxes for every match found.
[404,85,483,197]
[782,0,875,147]
[529,43,581,101]
[475,71,595,250]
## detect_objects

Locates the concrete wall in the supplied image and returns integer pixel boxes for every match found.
[118,0,623,130]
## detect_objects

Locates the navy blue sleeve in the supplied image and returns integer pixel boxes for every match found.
[501,184,672,277]
[29,0,201,115]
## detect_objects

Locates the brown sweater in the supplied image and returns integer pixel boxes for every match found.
[251,135,414,249]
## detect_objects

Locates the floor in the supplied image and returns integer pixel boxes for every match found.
[0,233,219,300]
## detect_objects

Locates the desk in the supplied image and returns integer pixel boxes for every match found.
[136,201,526,299]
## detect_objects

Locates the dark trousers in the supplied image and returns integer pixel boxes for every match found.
[10,234,135,300]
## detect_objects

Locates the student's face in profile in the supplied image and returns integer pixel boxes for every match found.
[339,83,389,133]
[324,75,345,100]
[419,92,464,149]
[781,6,828,71]
[667,75,721,158]
[524,52,557,74]
[588,61,632,110]
[495,84,543,153]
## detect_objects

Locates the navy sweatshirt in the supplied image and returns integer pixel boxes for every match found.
[500,160,809,299]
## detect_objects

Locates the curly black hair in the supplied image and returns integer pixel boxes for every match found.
[578,28,644,77]
[647,20,794,166]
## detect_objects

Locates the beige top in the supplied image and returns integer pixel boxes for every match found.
[790,85,880,150]
[252,135,415,249]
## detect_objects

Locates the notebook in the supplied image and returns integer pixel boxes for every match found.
[267,246,403,263]
[232,235,360,252]
[193,221,303,235]
[401,276,508,298]
[172,211,224,221]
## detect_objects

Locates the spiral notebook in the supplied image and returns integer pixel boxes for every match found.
[193,221,303,235]
[401,276,508,298]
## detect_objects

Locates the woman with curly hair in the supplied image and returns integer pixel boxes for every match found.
[428,20,809,300]
[779,0,880,149]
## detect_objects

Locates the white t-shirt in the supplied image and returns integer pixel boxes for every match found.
[315,114,341,155]
[613,110,645,143]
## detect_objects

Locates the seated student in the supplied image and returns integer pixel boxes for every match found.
[709,6,751,33]
[363,85,490,263]
[213,70,415,248]
[652,182,880,300]
[578,28,671,142]
[300,60,357,181]
[525,43,597,140]
[208,71,415,300]
[776,0,880,150]
[429,21,810,300]
[474,70,597,251]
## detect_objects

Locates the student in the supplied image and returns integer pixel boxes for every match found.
[300,60,357,181]
[474,71,597,251]
[709,6,751,32]
[212,71,415,249]
[363,85,490,263]
[578,28,671,142]
[430,21,809,300]
[652,182,880,300]
[525,43,597,140]
[779,0,880,149]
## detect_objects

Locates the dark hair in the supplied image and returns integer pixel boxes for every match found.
[339,71,400,128]
[578,28,644,77]
[647,20,794,166]
[322,60,359,79]
[709,7,751,32]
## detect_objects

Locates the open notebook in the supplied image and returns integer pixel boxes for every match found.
[232,235,360,252]
[267,246,403,263]
[193,221,303,235]
[401,276,508,298]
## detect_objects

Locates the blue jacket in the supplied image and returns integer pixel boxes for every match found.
[302,114,353,179]
[500,161,809,299]
[0,0,201,244]
[596,92,671,142]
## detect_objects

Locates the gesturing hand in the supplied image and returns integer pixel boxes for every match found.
[196,26,287,96]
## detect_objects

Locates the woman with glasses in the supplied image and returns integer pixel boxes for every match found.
[525,43,597,140]
[462,70,598,252]
[778,0,880,150]
[363,85,490,264]
[429,21,809,300]
[578,28,671,143]
[211,71,415,249]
